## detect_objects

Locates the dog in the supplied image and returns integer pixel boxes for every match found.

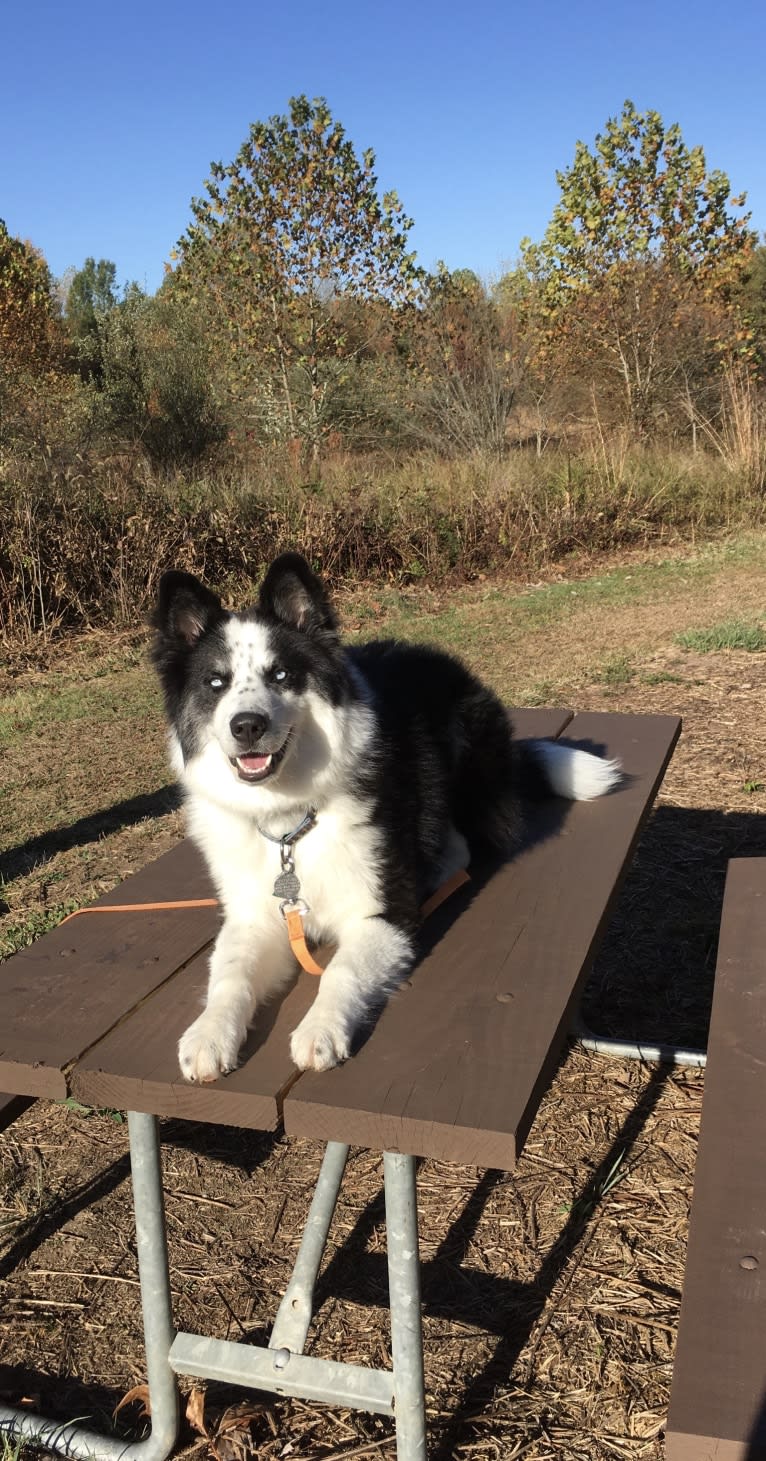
[151,552,620,1082]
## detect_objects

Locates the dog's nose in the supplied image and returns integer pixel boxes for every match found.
[229,711,269,744]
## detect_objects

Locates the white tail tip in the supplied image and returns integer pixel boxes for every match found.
[534,740,622,801]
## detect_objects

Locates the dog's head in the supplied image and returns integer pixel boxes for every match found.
[151,553,352,805]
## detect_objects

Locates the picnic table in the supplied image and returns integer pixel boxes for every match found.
[0,708,680,1461]
[666,856,766,1461]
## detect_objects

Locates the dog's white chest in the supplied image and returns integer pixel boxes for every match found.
[190,795,383,941]
[283,807,384,938]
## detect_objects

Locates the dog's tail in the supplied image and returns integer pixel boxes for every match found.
[515,738,622,802]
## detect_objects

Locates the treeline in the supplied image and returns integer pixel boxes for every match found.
[1,98,765,638]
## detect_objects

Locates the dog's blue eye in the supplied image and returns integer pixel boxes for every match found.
[274,668,287,683]
[209,676,224,690]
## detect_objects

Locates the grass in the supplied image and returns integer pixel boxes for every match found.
[675,618,766,652]
[595,653,636,690]
[0,669,161,749]
[0,902,79,959]
[640,669,686,686]
[355,533,766,652]
[61,1097,126,1123]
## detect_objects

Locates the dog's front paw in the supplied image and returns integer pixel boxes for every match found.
[290,1009,351,1072]
[178,1012,243,1083]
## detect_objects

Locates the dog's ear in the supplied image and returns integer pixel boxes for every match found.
[258,553,339,641]
[153,571,223,647]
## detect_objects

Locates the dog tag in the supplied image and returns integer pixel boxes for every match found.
[273,870,301,901]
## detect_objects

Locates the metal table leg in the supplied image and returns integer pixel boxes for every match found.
[270,1141,350,1352]
[0,1111,179,1461]
[384,1152,427,1461]
[1,1128,428,1460]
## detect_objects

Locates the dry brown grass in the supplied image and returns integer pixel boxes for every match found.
[2,440,765,642]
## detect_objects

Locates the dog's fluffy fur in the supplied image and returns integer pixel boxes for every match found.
[151,553,620,1081]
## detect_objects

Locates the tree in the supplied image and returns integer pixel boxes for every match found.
[404,265,518,455]
[736,239,766,371]
[65,257,118,333]
[88,284,227,467]
[0,219,61,379]
[522,101,755,432]
[173,95,421,467]
[63,257,119,383]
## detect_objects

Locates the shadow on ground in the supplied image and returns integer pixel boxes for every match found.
[0,785,182,888]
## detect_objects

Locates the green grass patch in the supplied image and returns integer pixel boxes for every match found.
[640,670,686,685]
[0,672,162,748]
[675,619,766,652]
[355,535,766,647]
[61,1096,126,1122]
[595,654,636,690]
[0,901,79,959]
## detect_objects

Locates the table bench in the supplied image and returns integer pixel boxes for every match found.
[666,857,766,1461]
[0,708,680,1461]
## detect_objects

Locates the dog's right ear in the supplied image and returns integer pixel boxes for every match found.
[258,553,339,642]
[152,571,223,648]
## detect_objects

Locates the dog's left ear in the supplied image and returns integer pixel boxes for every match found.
[258,553,339,641]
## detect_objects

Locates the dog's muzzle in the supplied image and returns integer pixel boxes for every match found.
[229,722,292,783]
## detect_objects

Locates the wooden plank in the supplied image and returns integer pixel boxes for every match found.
[507,707,574,739]
[71,951,316,1129]
[0,840,220,1099]
[284,712,680,1169]
[666,858,766,1461]
[0,1094,34,1133]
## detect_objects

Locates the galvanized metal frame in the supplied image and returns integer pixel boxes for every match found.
[0,1115,427,1461]
[0,1112,178,1461]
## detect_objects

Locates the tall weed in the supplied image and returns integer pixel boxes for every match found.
[1,441,764,642]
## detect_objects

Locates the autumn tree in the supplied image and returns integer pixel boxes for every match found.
[522,101,755,433]
[173,95,421,467]
[0,219,61,380]
[737,240,766,371]
[84,283,227,467]
[403,265,519,454]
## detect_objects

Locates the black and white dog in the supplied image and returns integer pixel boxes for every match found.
[152,553,619,1082]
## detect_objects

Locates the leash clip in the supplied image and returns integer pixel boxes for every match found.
[279,897,309,920]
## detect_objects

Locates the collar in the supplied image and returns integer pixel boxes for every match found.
[257,807,317,848]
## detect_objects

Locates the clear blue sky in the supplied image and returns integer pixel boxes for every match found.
[2,0,764,295]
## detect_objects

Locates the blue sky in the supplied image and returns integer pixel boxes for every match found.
[2,0,764,295]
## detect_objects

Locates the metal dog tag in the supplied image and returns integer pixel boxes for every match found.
[273,870,301,901]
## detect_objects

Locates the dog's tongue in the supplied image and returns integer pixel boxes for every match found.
[239,753,271,774]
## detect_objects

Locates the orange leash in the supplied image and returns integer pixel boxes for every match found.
[59,899,219,922]
[282,905,327,976]
[419,867,471,919]
[59,869,471,976]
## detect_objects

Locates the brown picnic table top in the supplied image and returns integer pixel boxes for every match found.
[0,708,680,1171]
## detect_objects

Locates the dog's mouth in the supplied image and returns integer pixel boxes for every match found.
[231,732,292,784]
